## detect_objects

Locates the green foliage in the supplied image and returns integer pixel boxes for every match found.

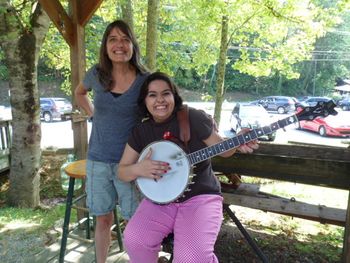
[39,0,118,95]
[173,69,202,89]
[201,92,214,102]
[10,0,350,99]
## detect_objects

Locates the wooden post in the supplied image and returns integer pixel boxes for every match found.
[69,0,88,160]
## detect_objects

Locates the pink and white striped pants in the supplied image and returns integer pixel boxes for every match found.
[124,194,223,263]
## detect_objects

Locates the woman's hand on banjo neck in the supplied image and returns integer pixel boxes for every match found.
[235,128,259,153]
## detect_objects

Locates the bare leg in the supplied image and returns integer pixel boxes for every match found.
[95,212,114,263]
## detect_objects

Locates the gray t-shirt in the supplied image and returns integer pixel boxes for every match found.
[83,65,148,163]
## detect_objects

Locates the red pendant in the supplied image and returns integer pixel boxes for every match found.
[163,131,172,140]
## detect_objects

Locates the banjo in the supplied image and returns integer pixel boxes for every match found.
[136,101,337,204]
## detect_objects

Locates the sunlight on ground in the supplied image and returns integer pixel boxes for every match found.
[259,181,348,209]
[0,221,40,233]
[228,179,346,250]
[229,204,343,245]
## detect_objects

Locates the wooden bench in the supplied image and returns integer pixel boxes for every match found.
[212,142,350,262]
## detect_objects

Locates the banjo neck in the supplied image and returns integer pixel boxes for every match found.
[187,114,299,166]
[186,99,337,166]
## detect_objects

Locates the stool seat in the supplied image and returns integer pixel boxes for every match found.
[65,159,86,179]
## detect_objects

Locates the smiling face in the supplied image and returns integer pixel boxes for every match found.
[106,27,133,64]
[145,80,175,123]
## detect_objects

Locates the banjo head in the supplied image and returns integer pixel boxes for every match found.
[136,140,191,204]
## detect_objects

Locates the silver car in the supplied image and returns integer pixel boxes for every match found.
[230,103,276,141]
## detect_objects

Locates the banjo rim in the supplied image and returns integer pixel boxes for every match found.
[135,140,191,204]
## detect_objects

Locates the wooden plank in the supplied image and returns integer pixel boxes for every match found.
[62,239,95,263]
[212,144,350,190]
[107,251,130,263]
[77,0,104,26]
[222,192,346,226]
[250,142,350,161]
[33,235,127,263]
[38,0,75,46]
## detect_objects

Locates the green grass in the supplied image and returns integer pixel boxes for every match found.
[243,213,344,261]
[0,204,67,235]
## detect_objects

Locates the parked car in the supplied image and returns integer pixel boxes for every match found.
[230,103,276,141]
[256,96,296,114]
[299,96,332,107]
[338,97,350,111]
[40,97,72,122]
[297,95,311,102]
[298,112,350,137]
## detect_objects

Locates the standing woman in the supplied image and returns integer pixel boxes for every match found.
[118,72,258,263]
[75,20,148,262]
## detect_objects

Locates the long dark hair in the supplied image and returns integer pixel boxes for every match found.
[97,20,147,91]
[137,72,183,118]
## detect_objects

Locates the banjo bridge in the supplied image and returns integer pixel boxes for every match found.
[170,151,186,160]
[175,159,184,167]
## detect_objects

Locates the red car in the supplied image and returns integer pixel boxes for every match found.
[298,112,350,137]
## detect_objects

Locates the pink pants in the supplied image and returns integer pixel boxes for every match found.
[124,194,223,263]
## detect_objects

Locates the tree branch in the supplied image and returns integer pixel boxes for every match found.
[30,1,50,53]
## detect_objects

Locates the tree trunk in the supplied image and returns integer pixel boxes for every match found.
[0,1,50,207]
[145,0,159,71]
[300,62,311,95]
[120,0,134,31]
[213,15,228,126]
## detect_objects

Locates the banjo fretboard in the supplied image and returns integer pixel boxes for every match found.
[188,114,299,165]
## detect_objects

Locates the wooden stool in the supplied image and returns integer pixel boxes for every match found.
[59,159,124,262]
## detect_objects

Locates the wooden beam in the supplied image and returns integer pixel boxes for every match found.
[251,142,350,162]
[38,0,75,46]
[212,143,350,190]
[223,192,346,226]
[77,0,104,26]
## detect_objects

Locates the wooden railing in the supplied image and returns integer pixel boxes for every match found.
[212,142,350,262]
[0,120,11,172]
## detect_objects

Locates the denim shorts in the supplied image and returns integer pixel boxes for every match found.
[85,159,141,220]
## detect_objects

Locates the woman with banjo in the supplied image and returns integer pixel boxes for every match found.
[118,72,259,262]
